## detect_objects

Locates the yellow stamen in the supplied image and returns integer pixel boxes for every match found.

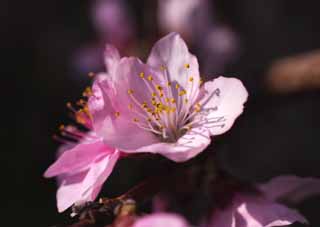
[179,90,187,96]
[141,102,148,109]
[147,75,153,81]
[133,118,139,122]
[139,72,145,78]
[128,89,134,95]
[189,77,194,82]
[156,85,163,91]
[184,63,190,69]
[115,112,120,118]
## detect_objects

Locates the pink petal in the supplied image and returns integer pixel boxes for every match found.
[147,32,201,103]
[133,213,189,227]
[258,175,320,204]
[131,126,211,162]
[197,77,248,136]
[44,137,109,178]
[112,57,164,111]
[98,115,159,151]
[208,194,307,227]
[94,57,161,150]
[81,150,120,193]
[104,44,120,76]
[56,171,89,212]
[88,77,115,132]
[56,151,119,212]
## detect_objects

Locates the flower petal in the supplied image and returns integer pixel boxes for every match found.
[81,150,120,193]
[236,195,307,227]
[104,44,120,76]
[88,77,115,132]
[197,77,248,136]
[131,126,211,162]
[258,175,320,204]
[208,194,307,227]
[56,171,89,212]
[94,57,161,150]
[44,137,108,178]
[56,151,119,212]
[133,213,189,227]
[147,32,200,103]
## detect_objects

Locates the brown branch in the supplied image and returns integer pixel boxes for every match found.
[266,49,320,93]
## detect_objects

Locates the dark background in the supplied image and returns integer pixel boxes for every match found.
[2,0,320,226]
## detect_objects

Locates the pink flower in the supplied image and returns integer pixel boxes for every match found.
[133,213,189,227]
[89,32,248,162]
[206,175,320,227]
[45,33,247,212]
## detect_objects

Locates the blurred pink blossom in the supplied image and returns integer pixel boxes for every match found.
[158,0,240,74]
[92,0,134,47]
[89,32,248,162]
[206,175,320,227]
[133,213,189,227]
[72,0,135,75]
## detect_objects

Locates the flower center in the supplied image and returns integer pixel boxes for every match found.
[118,65,204,142]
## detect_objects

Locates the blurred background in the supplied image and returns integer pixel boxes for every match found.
[2,0,320,226]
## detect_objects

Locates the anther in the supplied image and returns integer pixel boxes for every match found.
[114,112,120,118]
[127,89,134,95]
[184,63,190,69]
[141,102,148,108]
[139,72,145,78]
[189,77,194,82]
[175,84,180,89]
[133,118,139,122]
[156,85,163,91]
[83,87,93,97]
[147,75,153,81]
[179,90,187,96]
